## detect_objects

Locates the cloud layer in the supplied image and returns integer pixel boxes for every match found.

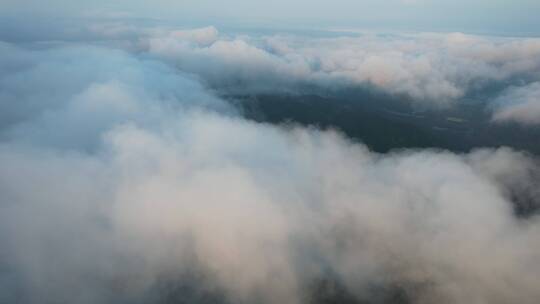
[139,28,540,109]
[1,40,540,304]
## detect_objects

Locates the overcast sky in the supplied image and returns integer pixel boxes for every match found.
[2,0,540,35]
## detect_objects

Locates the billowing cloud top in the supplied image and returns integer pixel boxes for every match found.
[80,24,540,122]
[142,29,540,109]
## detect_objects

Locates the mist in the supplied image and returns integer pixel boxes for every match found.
[1,37,540,304]
[2,0,540,301]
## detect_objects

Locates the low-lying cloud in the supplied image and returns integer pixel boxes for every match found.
[1,40,540,304]
[140,28,540,108]
[491,82,540,126]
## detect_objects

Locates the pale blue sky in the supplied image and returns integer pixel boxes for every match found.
[1,0,540,35]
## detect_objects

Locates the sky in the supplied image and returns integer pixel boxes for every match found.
[2,0,540,35]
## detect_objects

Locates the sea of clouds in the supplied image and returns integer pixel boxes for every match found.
[77,22,540,121]
[1,22,540,304]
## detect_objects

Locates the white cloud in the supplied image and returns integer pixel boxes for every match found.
[1,41,540,304]
[143,28,540,107]
[492,82,540,125]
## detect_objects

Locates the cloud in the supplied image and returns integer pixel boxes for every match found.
[169,26,219,47]
[142,28,540,107]
[1,40,540,304]
[0,44,229,149]
[4,21,540,109]
[491,82,540,125]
